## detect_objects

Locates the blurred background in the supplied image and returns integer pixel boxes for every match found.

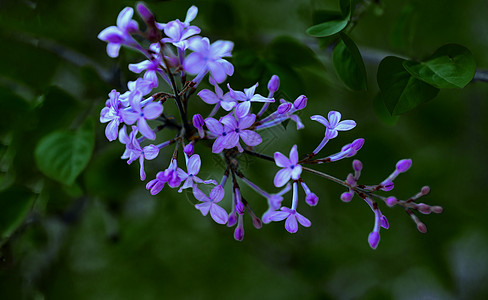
[1,0,488,299]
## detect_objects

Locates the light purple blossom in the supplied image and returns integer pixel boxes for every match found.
[146,159,181,195]
[119,126,159,180]
[98,7,139,58]
[128,59,161,88]
[274,145,302,187]
[204,117,228,153]
[177,154,217,192]
[156,6,199,50]
[227,83,274,118]
[219,113,262,152]
[119,78,153,107]
[198,84,236,112]
[100,90,123,141]
[121,95,163,140]
[268,207,311,233]
[311,111,356,139]
[193,185,229,224]
[184,37,234,84]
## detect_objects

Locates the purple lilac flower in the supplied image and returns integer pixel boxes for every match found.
[198,83,236,113]
[119,78,153,107]
[184,37,234,84]
[121,94,163,140]
[128,59,161,88]
[146,159,181,195]
[378,159,412,191]
[177,154,217,192]
[119,126,159,180]
[204,117,228,153]
[100,90,123,141]
[274,145,302,187]
[156,6,199,50]
[324,138,365,162]
[219,113,262,152]
[255,95,307,131]
[311,111,356,139]
[98,7,139,58]
[227,83,274,118]
[193,185,229,224]
[268,182,311,233]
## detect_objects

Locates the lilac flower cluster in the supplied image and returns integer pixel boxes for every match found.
[98,4,443,249]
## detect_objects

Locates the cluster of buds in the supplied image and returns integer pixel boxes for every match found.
[98,4,443,249]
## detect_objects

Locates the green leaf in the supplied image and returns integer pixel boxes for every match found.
[34,118,95,185]
[373,93,399,125]
[377,56,439,115]
[332,33,367,91]
[402,44,476,89]
[340,0,358,17]
[0,186,34,244]
[306,8,350,38]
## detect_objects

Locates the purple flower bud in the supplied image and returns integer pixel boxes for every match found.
[431,206,443,214]
[380,215,389,229]
[277,102,292,114]
[417,222,427,233]
[381,180,394,192]
[353,160,363,172]
[267,75,280,93]
[346,174,355,185]
[396,159,412,173]
[234,226,244,241]
[252,216,263,229]
[137,3,154,22]
[193,114,204,128]
[368,231,380,249]
[305,193,319,206]
[386,196,397,207]
[421,186,430,195]
[418,203,431,214]
[352,138,365,151]
[184,144,194,156]
[341,191,353,202]
[293,95,307,110]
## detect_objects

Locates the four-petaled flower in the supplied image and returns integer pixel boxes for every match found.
[227,83,274,118]
[219,113,262,152]
[268,207,311,233]
[121,96,163,140]
[311,111,356,139]
[177,154,217,192]
[119,126,159,180]
[184,37,234,83]
[193,185,229,224]
[274,145,302,187]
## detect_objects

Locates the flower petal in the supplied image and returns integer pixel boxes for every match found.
[210,185,225,202]
[336,120,356,131]
[274,168,292,187]
[195,202,211,216]
[187,154,201,175]
[295,211,312,227]
[198,89,219,104]
[204,117,223,135]
[143,102,163,119]
[285,215,298,233]
[310,115,329,127]
[235,101,251,118]
[289,144,299,164]
[290,165,302,180]
[328,111,341,127]
[238,114,256,130]
[239,130,262,147]
[137,118,155,140]
[193,186,209,202]
[268,211,289,222]
[274,152,290,168]
[210,204,228,224]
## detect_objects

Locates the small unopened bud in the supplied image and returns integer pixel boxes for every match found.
[137,3,154,22]
[341,192,353,202]
[346,174,356,185]
[368,231,380,249]
[234,226,244,241]
[421,186,430,195]
[277,102,292,114]
[193,114,204,128]
[184,144,194,156]
[227,212,237,227]
[431,206,443,214]
[396,159,412,173]
[386,196,397,207]
[267,75,280,93]
[305,193,319,206]
[381,181,394,192]
[418,203,431,214]
[293,95,307,110]
[352,138,365,151]
[252,217,262,229]
[417,222,427,233]
[353,160,363,172]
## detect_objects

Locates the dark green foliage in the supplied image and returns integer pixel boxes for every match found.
[333,33,367,91]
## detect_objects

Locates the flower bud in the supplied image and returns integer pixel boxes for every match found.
[421,186,430,195]
[417,222,427,233]
[267,75,280,93]
[305,193,319,206]
[184,144,194,156]
[193,114,204,128]
[277,102,292,114]
[381,180,394,192]
[227,212,237,227]
[418,203,431,214]
[341,191,353,202]
[353,160,363,172]
[431,206,443,214]
[385,196,397,207]
[380,216,389,229]
[293,95,307,110]
[396,159,412,173]
[368,231,380,249]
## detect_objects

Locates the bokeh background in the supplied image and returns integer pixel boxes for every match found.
[1,0,488,299]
